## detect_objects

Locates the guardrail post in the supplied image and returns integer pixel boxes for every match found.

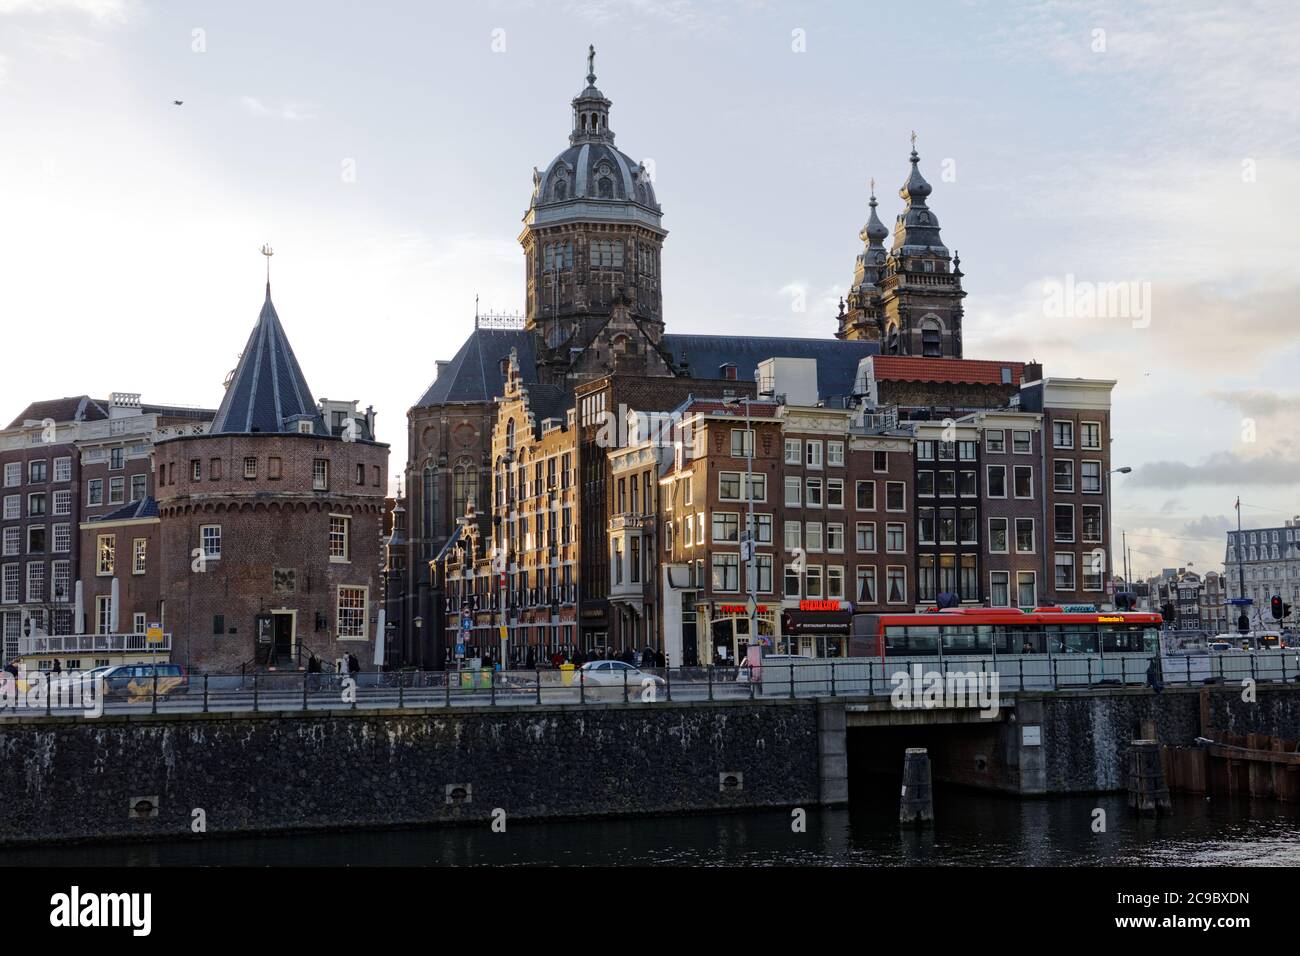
[152,669,159,714]
[1251,654,1257,683]
[665,666,672,702]
[202,673,209,713]
[303,671,309,711]
[444,671,451,708]
[351,672,358,710]
[830,663,837,698]
[1087,657,1092,686]
[579,668,586,704]
[789,663,796,699]
[490,668,496,707]
[622,667,629,703]
[1051,657,1058,691]
[252,673,258,712]
[1185,655,1191,686]
[45,673,51,716]
[707,665,713,701]
[398,671,404,709]
[868,661,874,697]
[536,667,542,706]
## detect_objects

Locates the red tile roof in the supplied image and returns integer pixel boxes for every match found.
[867,356,1025,387]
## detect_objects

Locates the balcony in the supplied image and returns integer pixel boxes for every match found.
[20,632,172,657]
[608,512,644,532]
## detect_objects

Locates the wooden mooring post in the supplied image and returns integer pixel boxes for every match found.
[900,748,934,827]
[1128,739,1172,815]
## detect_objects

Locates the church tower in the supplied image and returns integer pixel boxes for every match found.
[836,180,889,342]
[520,47,674,385]
[873,138,967,358]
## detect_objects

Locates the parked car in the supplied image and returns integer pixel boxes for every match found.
[48,666,113,696]
[576,660,665,699]
[1208,641,1234,653]
[101,663,190,700]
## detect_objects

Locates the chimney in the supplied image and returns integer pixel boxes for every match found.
[1023,361,1043,383]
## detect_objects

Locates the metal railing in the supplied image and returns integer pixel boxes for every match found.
[19,632,172,655]
[3,650,1298,719]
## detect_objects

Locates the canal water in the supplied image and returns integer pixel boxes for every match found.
[6,782,1300,866]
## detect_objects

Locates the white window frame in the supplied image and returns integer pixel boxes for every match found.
[201,524,222,560]
[337,585,369,639]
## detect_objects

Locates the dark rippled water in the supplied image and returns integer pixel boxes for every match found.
[6,783,1299,867]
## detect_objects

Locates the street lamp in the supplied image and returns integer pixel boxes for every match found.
[1108,466,1132,592]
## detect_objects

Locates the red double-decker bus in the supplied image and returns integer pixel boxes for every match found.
[849,606,1164,659]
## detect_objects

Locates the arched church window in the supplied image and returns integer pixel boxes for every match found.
[554,180,567,200]
[598,176,613,199]
[921,318,943,357]
[453,459,477,519]
[505,419,515,454]
[887,325,900,355]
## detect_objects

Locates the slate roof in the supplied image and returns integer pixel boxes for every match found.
[414,329,879,411]
[210,285,325,435]
[6,396,108,430]
[89,497,159,523]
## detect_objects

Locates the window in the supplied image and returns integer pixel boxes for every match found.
[28,460,47,483]
[990,571,1010,607]
[754,513,773,544]
[886,567,907,604]
[1052,421,1074,449]
[133,612,146,635]
[960,507,978,543]
[805,565,824,599]
[95,595,113,635]
[201,525,222,560]
[855,521,876,552]
[313,459,329,491]
[26,562,43,603]
[1017,572,1036,607]
[52,523,70,553]
[743,474,766,502]
[805,522,824,552]
[917,507,935,544]
[719,472,742,501]
[108,476,124,504]
[730,429,754,458]
[683,515,693,547]
[855,480,875,510]
[1082,505,1103,543]
[27,526,45,554]
[713,512,740,543]
[133,538,147,574]
[827,523,844,553]
[886,522,905,553]
[1081,461,1102,493]
[805,478,823,507]
[191,459,202,481]
[989,518,1008,553]
[2,463,18,487]
[960,555,978,600]
[784,564,801,599]
[959,471,977,497]
[937,472,956,497]
[240,457,257,479]
[938,507,956,544]
[1013,466,1033,499]
[985,430,1005,453]
[96,534,115,575]
[87,479,103,506]
[1054,505,1075,543]
[916,441,935,461]
[52,560,70,603]
[355,463,366,486]
[131,474,147,502]
[827,479,844,509]
[1,564,16,603]
[916,472,934,497]
[110,448,124,470]
[1055,553,1076,590]
[52,490,70,516]
[783,477,801,508]
[856,566,876,604]
[885,482,905,512]
[958,441,977,462]
[712,553,740,592]
[1083,554,1103,591]
[805,441,823,470]
[938,441,955,461]
[873,451,888,473]
[784,439,801,465]
[2,495,16,521]
[330,515,351,561]
[827,566,845,599]
[784,521,801,552]
[683,480,693,507]
[1081,422,1101,450]
[2,528,16,556]
[338,586,368,638]
[918,555,936,602]
[1053,460,1074,493]
[1015,518,1035,554]
[987,465,1006,498]
[1012,431,1032,454]
[828,442,845,467]
[27,493,46,516]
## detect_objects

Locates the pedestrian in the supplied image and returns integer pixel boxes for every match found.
[641,645,654,668]
[525,648,536,669]
[307,653,321,690]
[1145,656,1163,695]
[347,653,360,677]
[51,658,61,674]
[655,649,665,668]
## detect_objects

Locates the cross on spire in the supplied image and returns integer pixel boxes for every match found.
[260,243,274,285]
[586,44,596,85]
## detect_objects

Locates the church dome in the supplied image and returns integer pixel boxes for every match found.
[526,47,662,230]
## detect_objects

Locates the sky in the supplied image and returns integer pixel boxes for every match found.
[1,0,1298,580]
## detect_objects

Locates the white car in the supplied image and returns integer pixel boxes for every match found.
[576,660,665,699]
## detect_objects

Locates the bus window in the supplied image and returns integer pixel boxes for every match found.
[1062,625,1098,654]
[941,625,990,655]
[884,626,909,656]
[1143,628,1160,654]
[902,626,940,656]
[1012,627,1045,654]
[1101,625,1146,653]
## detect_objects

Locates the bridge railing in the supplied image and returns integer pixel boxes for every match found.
[2,651,1298,718]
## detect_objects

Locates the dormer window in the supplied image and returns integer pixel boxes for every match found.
[297,421,314,434]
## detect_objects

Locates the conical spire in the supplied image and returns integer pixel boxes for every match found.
[853,178,889,292]
[570,44,614,146]
[891,133,949,258]
[210,281,323,435]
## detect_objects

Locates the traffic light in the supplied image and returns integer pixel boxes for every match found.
[1272,595,1284,621]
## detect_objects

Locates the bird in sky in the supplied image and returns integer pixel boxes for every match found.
[173,100,183,106]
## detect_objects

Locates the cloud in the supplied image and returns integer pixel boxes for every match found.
[1129,450,1300,489]
[1182,514,1234,539]
[1208,388,1300,419]
[0,0,132,22]
[240,96,320,122]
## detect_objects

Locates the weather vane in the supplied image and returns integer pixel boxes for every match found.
[587,44,596,83]
[910,130,918,150]
[869,176,876,196]
[260,243,274,283]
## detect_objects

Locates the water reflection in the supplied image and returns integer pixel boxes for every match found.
[3,784,1298,867]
